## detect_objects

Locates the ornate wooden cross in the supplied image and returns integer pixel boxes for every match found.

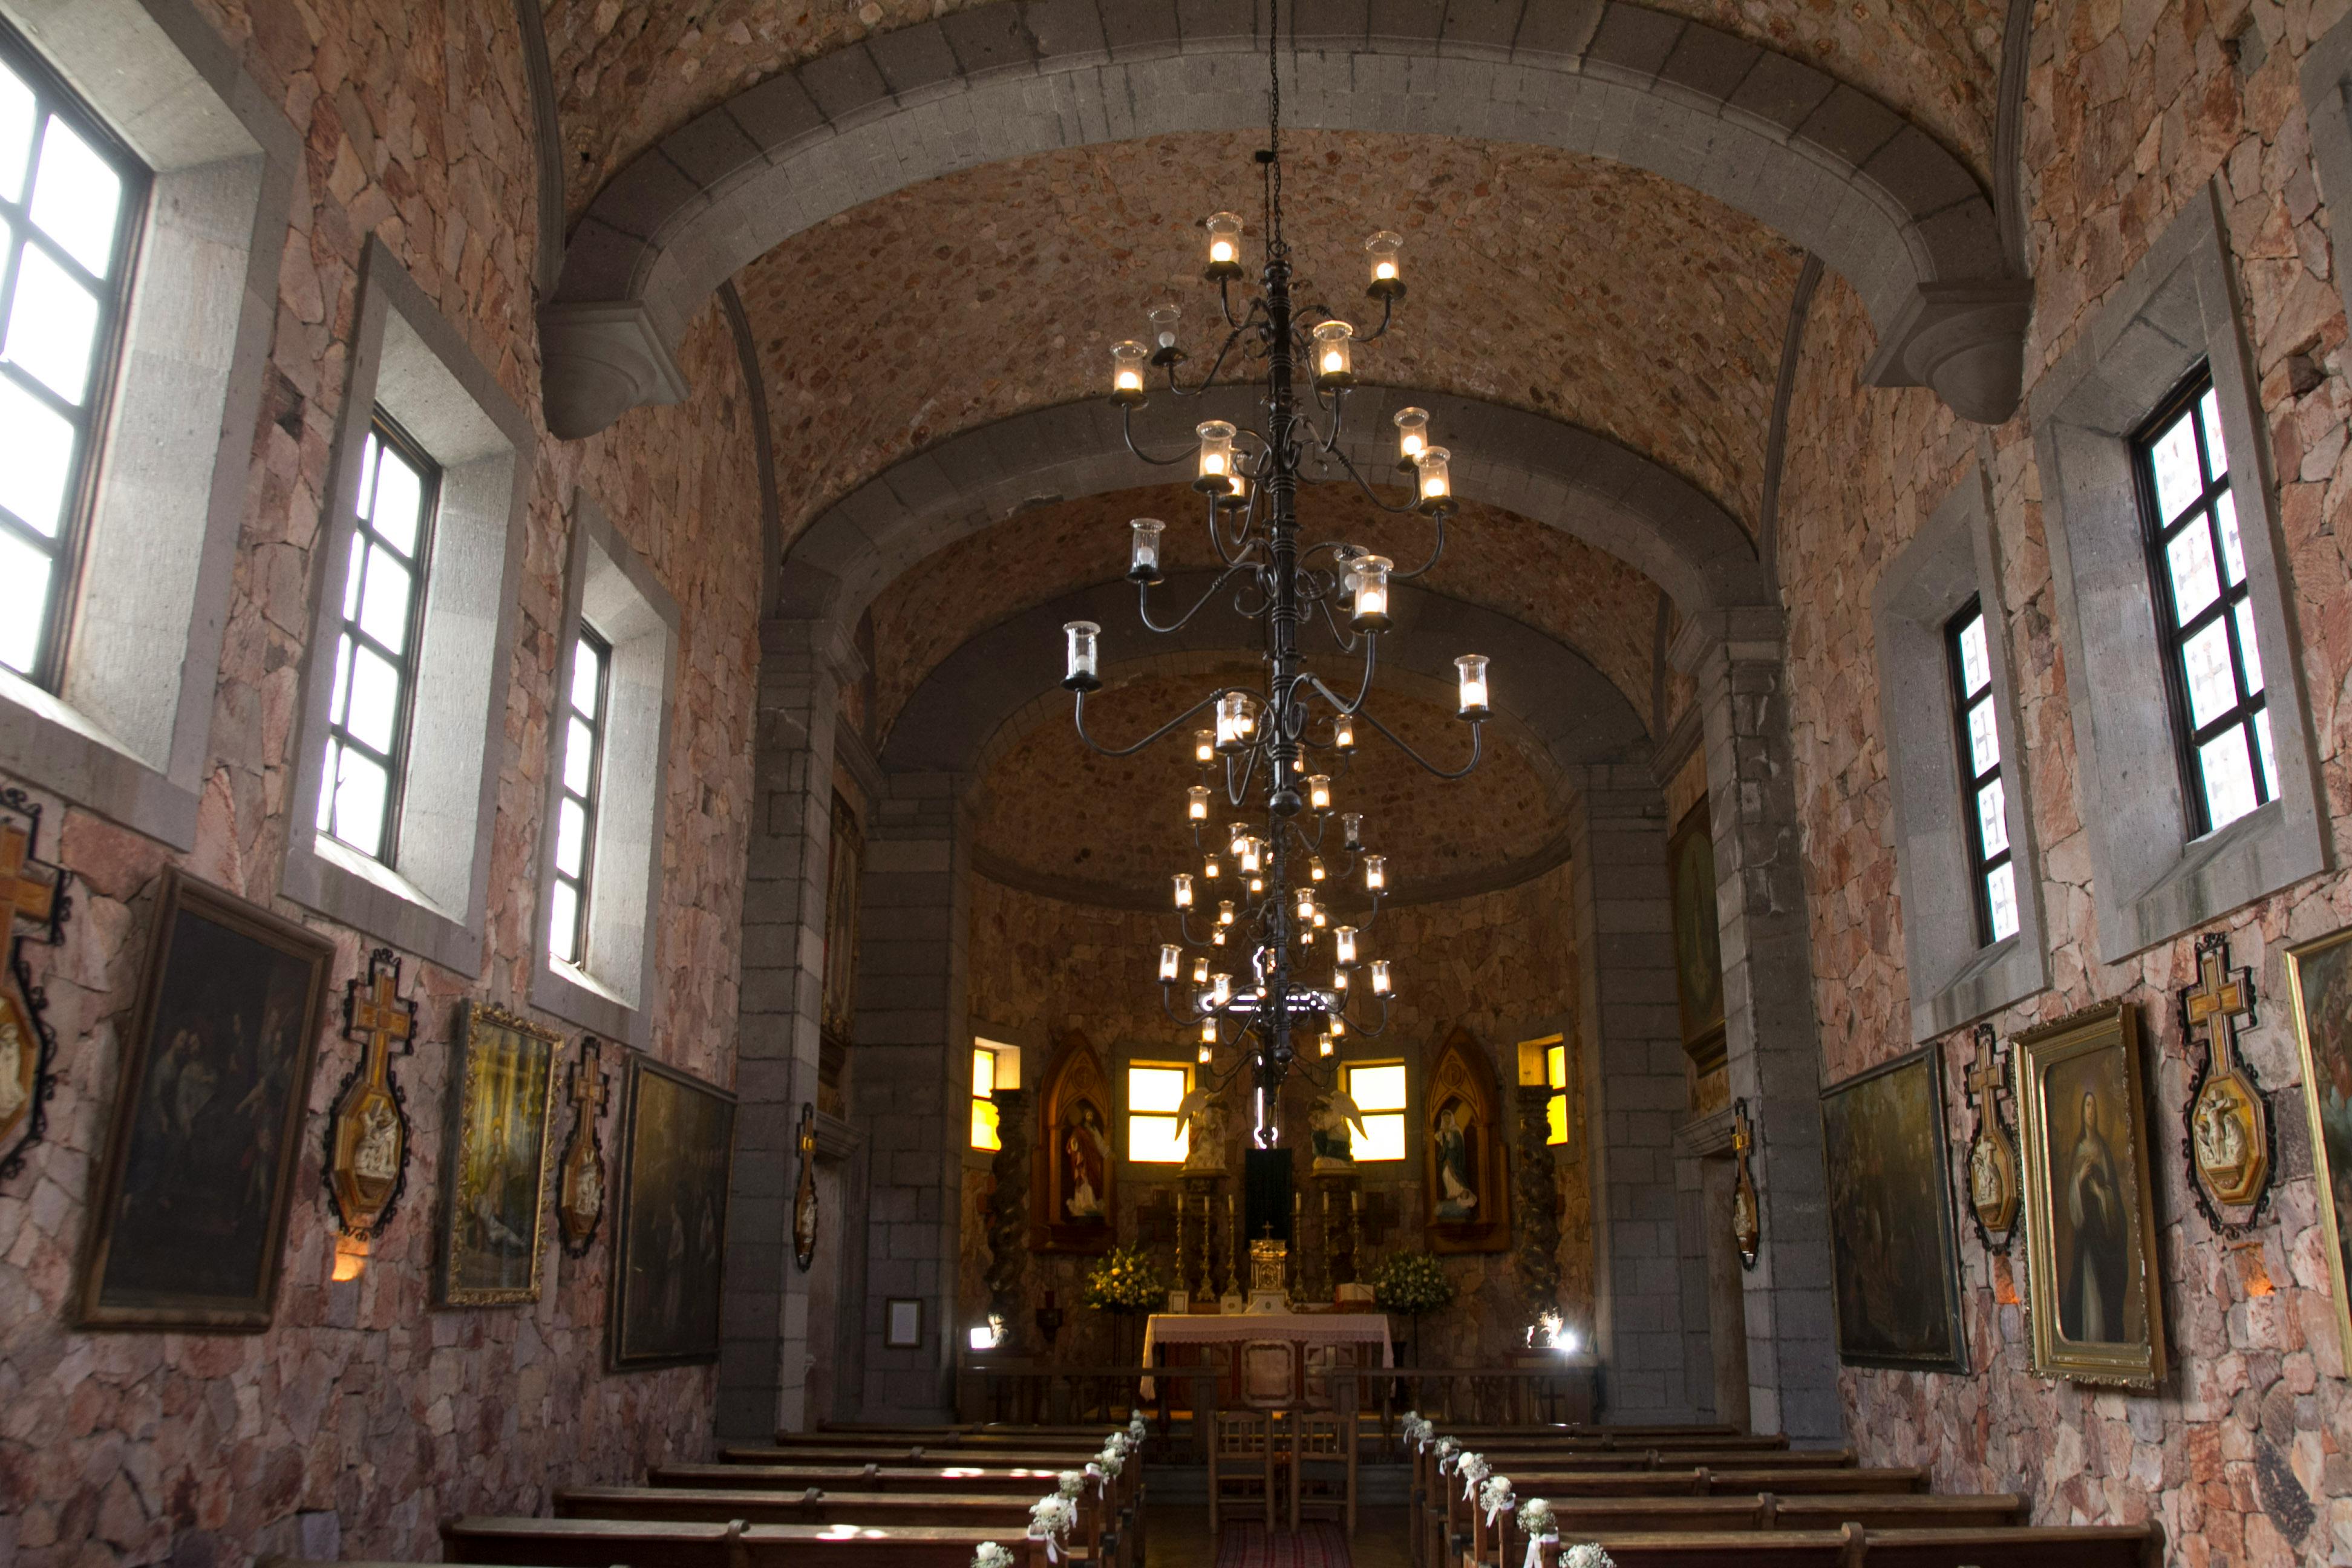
[0,816,60,935]
[2181,932,2269,1218]
[1962,1023,2019,1240]
[327,948,417,1237]
[1965,1025,2006,1109]
[570,1037,608,1120]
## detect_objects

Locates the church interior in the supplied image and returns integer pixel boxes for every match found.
[6,0,2352,1563]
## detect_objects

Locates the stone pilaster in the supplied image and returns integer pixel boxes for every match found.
[851,770,973,1420]
[1675,610,1843,1445]
[1568,765,1699,1420]
[717,618,858,1441]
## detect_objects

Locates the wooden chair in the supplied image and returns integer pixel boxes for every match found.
[1289,1409,1357,1535]
[1209,1409,1279,1534]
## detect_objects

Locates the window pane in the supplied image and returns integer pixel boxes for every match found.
[555,797,587,877]
[971,1098,1001,1152]
[2164,521,2220,622]
[344,642,401,753]
[547,879,578,964]
[2255,708,2277,800]
[1546,1043,1566,1091]
[1956,613,1990,696]
[3,243,99,403]
[325,634,353,726]
[354,430,379,520]
[2180,617,2237,730]
[2198,725,2259,832]
[329,749,389,857]
[1129,1065,1188,1114]
[1544,1092,1567,1147]
[356,543,413,653]
[1129,1112,1187,1165]
[2227,601,2262,699]
[2147,408,2204,524]
[370,446,424,555]
[972,1047,996,1098]
[0,527,49,674]
[1976,777,2008,858]
[0,370,74,536]
[1352,1111,1405,1163]
[28,113,124,278]
[1350,1063,1408,1111]
[564,715,595,795]
[2214,491,2246,586]
[572,639,603,717]
[1967,699,1999,777]
[1985,861,2019,942]
[0,64,32,204]
[339,535,365,619]
[2198,387,2228,477]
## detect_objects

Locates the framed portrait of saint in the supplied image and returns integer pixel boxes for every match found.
[1820,1047,1967,1371]
[1422,1027,1509,1253]
[2285,926,2352,1367]
[2013,1002,2167,1386]
[76,869,333,1330]
[608,1053,736,1370]
[436,1004,561,1305]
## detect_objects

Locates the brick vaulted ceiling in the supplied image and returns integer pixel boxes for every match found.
[540,0,2005,223]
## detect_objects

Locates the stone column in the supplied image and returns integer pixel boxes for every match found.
[1512,1085,1563,1325]
[851,770,973,1420]
[719,618,860,1441]
[1674,610,1843,1445]
[984,1087,1031,1338]
[1568,763,1700,1421]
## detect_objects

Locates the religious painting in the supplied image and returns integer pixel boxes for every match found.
[77,869,333,1330]
[1423,1027,1510,1253]
[0,788,68,1182]
[609,1052,736,1369]
[1819,1047,1967,1371]
[820,791,862,1046]
[2286,925,2352,1368]
[2014,1002,2167,1386]
[437,1004,561,1305]
[1033,1032,1116,1253]
[1666,802,1727,1079]
[556,1038,610,1257]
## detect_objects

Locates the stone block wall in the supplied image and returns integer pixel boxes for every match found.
[1775,0,2352,1551]
[0,1,765,1563]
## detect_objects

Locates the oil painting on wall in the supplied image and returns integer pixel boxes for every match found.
[609,1053,736,1368]
[1819,1046,1967,1371]
[77,870,333,1329]
[2287,926,2352,1366]
[437,1004,561,1305]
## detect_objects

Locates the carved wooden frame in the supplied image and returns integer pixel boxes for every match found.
[1032,1031,1116,1254]
[1422,1026,1510,1254]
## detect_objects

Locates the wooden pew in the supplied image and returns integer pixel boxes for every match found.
[1500,1468,1925,1499]
[1472,1492,2026,1567]
[726,1445,1106,1467]
[1526,1522,2165,1568]
[444,1517,1053,1568]
[652,1463,1086,1494]
[553,1484,1116,1567]
[769,1430,1111,1452]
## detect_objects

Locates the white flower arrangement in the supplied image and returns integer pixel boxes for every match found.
[1400,1412,1433,1446]
[1128,1413,1148,1440]
[1516,1498,1557,1568]
[972,1544,1016,1568]
[1103,1429,1131,1456]
[1561,1546,1616,1568]
[1479,1474,1515,1524]
[1433,1437,1461,1469]
[1028,1495,1075,1539]
[1457,1451,1491,1498]
[1056,1470,1085,1498]
[1095,1448,1125,1478]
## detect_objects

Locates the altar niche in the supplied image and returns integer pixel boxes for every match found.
[1032,1031,1115,1254]
[1424,1027,1511,1253]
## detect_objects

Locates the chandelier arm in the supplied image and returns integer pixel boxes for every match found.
[1122,402,1198,467]
[1310,594,1365,658]
[1166,323,1255,399]
[1388,511,1451,580]
[1353,704,1486,780]
[1298,638,1379,719]
[1339,992,1392,1037]
[1356,292,1398,342]
[1073,684,1252,759]
[1138,561,1263,635]
[1321,440,1428,516]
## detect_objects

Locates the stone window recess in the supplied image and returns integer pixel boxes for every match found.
[2132,374,2278,837]
[282,238,533,980]
[1126,1060,1191,1166]
[2030,181,2329,964]
[0,0,295,849]
[1517,1033,1572,1148]
[969,1041,1003,1151]
[0,21,147,684]
[1344,1061,1408,1162]
[529,490,679,1046]
[1871,465,2051,1041]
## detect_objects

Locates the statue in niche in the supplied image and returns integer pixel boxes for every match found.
[1175,1085,1227,1174]
[1064,1105,1108,1220]
[1308,1089,1365,1174]
[1434,1103,1478,1220]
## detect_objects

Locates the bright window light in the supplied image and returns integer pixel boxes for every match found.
[1347,1062,1408,1162]
[1128,1062,1191,1163]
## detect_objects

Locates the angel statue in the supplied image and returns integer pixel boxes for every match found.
[1309,1089,1367,1174]
[1174,1085,1227,1174]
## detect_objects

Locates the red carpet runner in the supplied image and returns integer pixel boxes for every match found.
[1213,1523,1351,1568]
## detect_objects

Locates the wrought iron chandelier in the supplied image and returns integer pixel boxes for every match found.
[1054,3,1489,1138]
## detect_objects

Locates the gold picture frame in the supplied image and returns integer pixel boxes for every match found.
[2014,1001,2167,1386]
[436,1002,561,1306]
[2284,926,2352,1369]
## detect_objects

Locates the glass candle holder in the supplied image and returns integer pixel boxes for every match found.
[1148,304,1182,359]
[1218,900,1236,926]
[1306,773,1332,811]
[1341,812,1364,851]
[1370,959,1393,996]
[1416,446,1452,510]
[1349,555,1393,631]
[1229,821,1252,858]
[1202,856,1221,881]
[1172,872,1194,909]
[1333,967,1349,993]
[1159,944,1181,982]
[1110,339,1148,403]
[1192,956,1209,984]
[1195,420,1238,494]
[1240,836,1263,875]
[1187,784,1210,822]
[1365,229,1404,298]
[1312,319,1355,387]
[1334,925,1358,965]
[1201,1017,1219,1044]
[1129,517,1166,583]
[1062,620,1101,690]
[1313,906,1328,929]
[1295,887,1315,921]
[1195,728,1215,765]
[1364,854,1387,892]
[1211,972,1232,1007]
[1318,1030,1334,1057]
[1455,653,1490,717]
[1216,691,1250,752]
[1198,1040,1214,1063]
[1333,713,1355,750]
[1309,855,1327,882]
[1204,211,1245,278]
[1393,405,1429,469]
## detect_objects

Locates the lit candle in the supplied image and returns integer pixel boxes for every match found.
[1416,446,1452,508]
[1193,956,1209,984]
[1211,972,1232,1007]
[1370,959,1393,996]
[1195,728,1216,765]
[1240,837,1263,875]
[1159,944,1181,982]
[1393,406,1429,467]
[1307,774,1332,811]
[1334,926,1358,966]
[1312,320,1354,387]
[1341,812,1364,851]
[1204,211,1244,274]
[1295,886,1315,921]
[1172,873,1194,910]
[1310,855,1327,882]
[1110,340,1147,402]
[1364,855,1386,893]
[1195,419,1238,492]
[1349,555,1393,631]
[1365,230,1403,293]
[1455,653,1490,717]
[1188,784,1210,822]
[1216,693,1249,752]
[1318,1030,1334,1057]
[1203,855,1221,880]
[1333,713,1354,750]
[1202,1017,1218,1044]
[1218,900,1236,926]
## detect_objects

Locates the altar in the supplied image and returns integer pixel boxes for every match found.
[1138,1310,1393,1405]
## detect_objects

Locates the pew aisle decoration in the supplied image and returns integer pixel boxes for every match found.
[1480,1473,1515,1525]
[1400,1410,1433,1447]
[1561,1547,1615,1568]
[1456,1450,1491,1498]
[973,1544,1016,1568]
[1027,1494,1076,1562]
[1517,1497,1557,1568]
[1056,1470,1085,1498]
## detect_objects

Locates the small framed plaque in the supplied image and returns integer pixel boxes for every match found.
[884,1297,923,1348]
[1166,1289,1189,1313]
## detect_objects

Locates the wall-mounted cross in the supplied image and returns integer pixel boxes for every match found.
[570,1037,608,1120]
[347,953,416,1065]
[1965,1024,2005,1109]
[0,817,59,933]
[2184,936,2255,1065]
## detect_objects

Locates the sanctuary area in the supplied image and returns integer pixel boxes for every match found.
[2,0,2351,1564]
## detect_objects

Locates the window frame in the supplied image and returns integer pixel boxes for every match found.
[1342,1058,1409,1163]
[1943,597,2016,947]
[1125,1058,1194,1166]
[2129,367,2273,839]
[970,1042,1001,1152]
[0,17,150,690]
[548,619,611,968]
[318,412,439,866]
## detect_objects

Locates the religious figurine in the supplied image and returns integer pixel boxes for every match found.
[1309,1088,1366,1174]
[1174,1084,1227,1174]
[1064,1105,1109,1219]
[1434,1106,1478,1220]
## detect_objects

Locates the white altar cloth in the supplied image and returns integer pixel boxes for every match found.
[1138,1311,1393,1399]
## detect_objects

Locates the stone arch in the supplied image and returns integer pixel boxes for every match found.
[541,1,2030,439]
[776,388,1768,637]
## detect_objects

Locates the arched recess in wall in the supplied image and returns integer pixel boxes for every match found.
[776,390,1771,647]
[540,1,2031,439]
